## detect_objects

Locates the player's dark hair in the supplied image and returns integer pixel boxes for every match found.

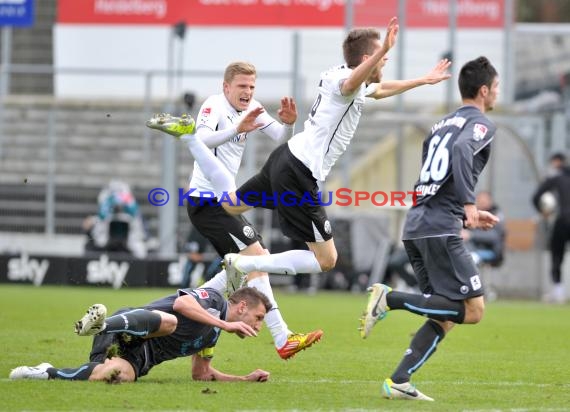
[228,287,272,313]
[550,152,567,164]
[343,28,381,69]
[458,56,498,99]
[224,61,256,84]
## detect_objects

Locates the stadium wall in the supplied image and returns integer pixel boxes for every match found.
[53,26,505,105]
[0,248,567,300]
[0,251,187,289]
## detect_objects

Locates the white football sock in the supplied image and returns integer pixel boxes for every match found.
[238,250,322,275]
[200,269,227,292]
[184,136,236,194]
[247,276,291,348]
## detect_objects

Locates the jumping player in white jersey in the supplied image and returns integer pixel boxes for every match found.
[155,62,323,360]
[359,56,500,401]
[147,17,451,288]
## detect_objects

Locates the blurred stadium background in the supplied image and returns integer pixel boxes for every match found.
[0,0,569,299]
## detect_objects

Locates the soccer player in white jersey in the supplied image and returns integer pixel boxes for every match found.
[147,17,450,294]
[173,62,322,360]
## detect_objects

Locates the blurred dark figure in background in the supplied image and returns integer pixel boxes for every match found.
[181,227,220,288]
[382,244,419,293]
[545,152,566,177]
[532,152,570,304]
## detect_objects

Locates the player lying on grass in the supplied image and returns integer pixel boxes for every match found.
[9,287,271,383]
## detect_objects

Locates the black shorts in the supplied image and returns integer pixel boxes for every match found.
[186,197,263,256]
[89,308,153,380]
[120,339,153,379]
[403,236,483,300]
[237,143,332,243]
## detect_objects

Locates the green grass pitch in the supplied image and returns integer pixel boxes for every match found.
[1,284,569,411]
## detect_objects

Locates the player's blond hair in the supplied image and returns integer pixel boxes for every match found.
[224,61,257,83]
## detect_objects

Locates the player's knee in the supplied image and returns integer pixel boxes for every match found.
[317,252,337,272]
[90,359,135,383]
[161,313,178,334]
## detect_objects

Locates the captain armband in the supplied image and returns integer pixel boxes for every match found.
[197,347,215,359]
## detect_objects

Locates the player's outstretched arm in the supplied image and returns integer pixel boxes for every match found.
[173,295,258,337]
[191,355,270,382]
[369,58,451,99]
[257,97,297,142]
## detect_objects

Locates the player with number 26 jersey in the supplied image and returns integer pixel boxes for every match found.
[404,105,496,239]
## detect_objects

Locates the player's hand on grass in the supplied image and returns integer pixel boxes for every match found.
[244,369,270,382]
[237,107,264,134]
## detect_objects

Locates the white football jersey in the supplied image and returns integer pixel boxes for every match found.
[288,65,375,181]
[189,94,283,198]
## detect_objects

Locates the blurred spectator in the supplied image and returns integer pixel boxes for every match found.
[532,152,570,304]
[180,227,219,288]
[545,152,566,178]
[83,180,147,258]
[382,243,419,293]
[461,191,506,268]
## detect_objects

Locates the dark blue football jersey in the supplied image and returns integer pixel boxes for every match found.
[403,105,496,239]
[142,287,227,365]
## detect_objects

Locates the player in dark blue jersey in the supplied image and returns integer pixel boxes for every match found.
[9,287,272,383]
[359,56,501,401]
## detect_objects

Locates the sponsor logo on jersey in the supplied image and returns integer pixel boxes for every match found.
[324,220,332,234]
[473,123,488,141]
[199,107,211,125]
[231,133,247,143]
[197,289,209,299]
[243,225,255,239]
[460,285,470,294]
[470,275,482,290]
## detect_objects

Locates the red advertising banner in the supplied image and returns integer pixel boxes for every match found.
[354,0,504,28]
[57,0,504,28]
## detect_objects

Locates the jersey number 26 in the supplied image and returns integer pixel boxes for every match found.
[419,132,452,183]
